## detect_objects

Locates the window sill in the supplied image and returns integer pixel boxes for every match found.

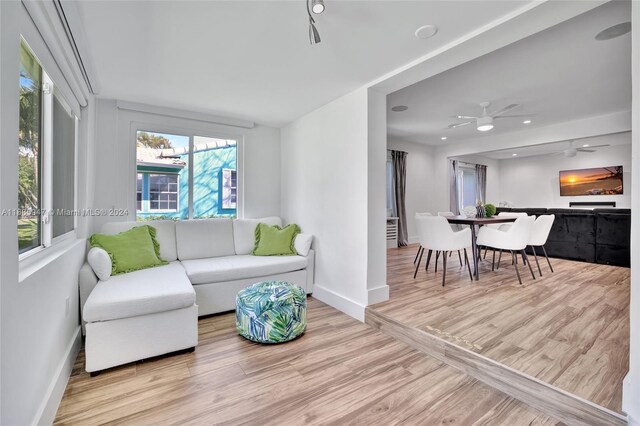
[19,238,85,283]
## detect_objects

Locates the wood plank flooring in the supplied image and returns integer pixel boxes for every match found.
[371,244,629,414]
[55,298,561,425]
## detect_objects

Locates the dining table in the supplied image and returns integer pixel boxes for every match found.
[445,215,518,280]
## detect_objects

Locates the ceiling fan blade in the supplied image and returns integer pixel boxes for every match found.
[447,121,473,129]
[581,144,610,148]
[577,149,595,153]
[493,114,534,119]
[451,115,478,119]
[490,103,519,117]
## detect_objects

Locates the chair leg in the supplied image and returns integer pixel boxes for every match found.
[435,251,440,272]
[492,249,496,271]
[413,248,424,279]
[522,249,536,280]
[425,249,433,272]
[531,246,542,277]
[457,250,463,267]
[542,246,554,273]
[464,248,472,281]
[483,246,488,259]
[511,251,522,285]
[413,245,423,264]
[497,250,502,270]
[521,250,527,265]
[442,249,447,287]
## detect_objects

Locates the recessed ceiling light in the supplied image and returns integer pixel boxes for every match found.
[512,153,518,157]
[595,22,631,41]
[391,105,408,112]
[583,144,590,147]
[441,136,447,141]
[415,25,438,39]
[523,120,532,124]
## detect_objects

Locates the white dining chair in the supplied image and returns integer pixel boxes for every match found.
[437,211,464,266]
[476,216,536,285]
[415,215,473,286]
[413,212,432,265]
[528,214,555,276]
[483,212,528,259]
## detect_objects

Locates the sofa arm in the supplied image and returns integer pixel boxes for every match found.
[79,262,98,335]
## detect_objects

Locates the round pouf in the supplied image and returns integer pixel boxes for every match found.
[236,281,307,344]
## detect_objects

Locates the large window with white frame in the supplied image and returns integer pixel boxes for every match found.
[18,39,77,256]
[457,165,478,212]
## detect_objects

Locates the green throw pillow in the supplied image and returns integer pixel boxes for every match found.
[253,223,301,256]
[89,225,168,275]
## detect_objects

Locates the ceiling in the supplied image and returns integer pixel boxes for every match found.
[387,0,632,145]
[70,0,531,127]
[461,131,631,160]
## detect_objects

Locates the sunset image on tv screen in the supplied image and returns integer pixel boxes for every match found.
[559,166,623,196]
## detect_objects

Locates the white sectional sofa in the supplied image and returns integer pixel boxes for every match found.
[79,216,314,373]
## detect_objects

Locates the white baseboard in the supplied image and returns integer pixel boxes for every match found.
[623,372,638,425]
[32,326,81,426]
[312,284,366,322]
[367,285,389,305]
[408,236,419,245]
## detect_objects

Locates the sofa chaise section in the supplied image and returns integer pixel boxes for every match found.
[82,262,198,373]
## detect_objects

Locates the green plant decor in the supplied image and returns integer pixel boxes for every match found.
[485,203,497,218]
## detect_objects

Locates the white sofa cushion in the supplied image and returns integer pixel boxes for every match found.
[87,247,112,281]
[175,218,235,260]
[294,233,313,257]
[101,220,178,262]
[181,255,308,285]
[232,217,283,255]
[83,262,195,322]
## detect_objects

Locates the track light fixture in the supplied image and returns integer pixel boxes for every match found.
[311,0,325,14]
[306,0,322,45]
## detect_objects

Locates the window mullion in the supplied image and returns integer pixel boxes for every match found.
[188,135,194,219]
[41,72,54,247]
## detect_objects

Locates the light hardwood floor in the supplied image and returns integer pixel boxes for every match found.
[55,298,561,425]
[372,244,629,414]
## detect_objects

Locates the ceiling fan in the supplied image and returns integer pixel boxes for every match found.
[557,140,610,157]
[448,101,531,132]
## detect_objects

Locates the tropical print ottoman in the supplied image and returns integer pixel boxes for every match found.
[236,281,307,343]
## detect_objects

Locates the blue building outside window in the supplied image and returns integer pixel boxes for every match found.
[136,131,237,221]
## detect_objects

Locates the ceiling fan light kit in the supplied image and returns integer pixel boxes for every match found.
[476,116,494,132]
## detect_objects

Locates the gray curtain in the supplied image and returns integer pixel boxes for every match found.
[391,150,408,246]
[449,159,460,215]
[475,164,487,204]
[386,151,397,217]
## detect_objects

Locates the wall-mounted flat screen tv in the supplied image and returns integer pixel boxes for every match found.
[559,166,623,196]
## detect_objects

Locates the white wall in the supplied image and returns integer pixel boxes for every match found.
[623,1,639,423]
[281,88,388,320]
[1,2,91,424]
[387,138,435,243]
[367,89,388,304]
[499,142,631,208]
[92,99,281,232]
